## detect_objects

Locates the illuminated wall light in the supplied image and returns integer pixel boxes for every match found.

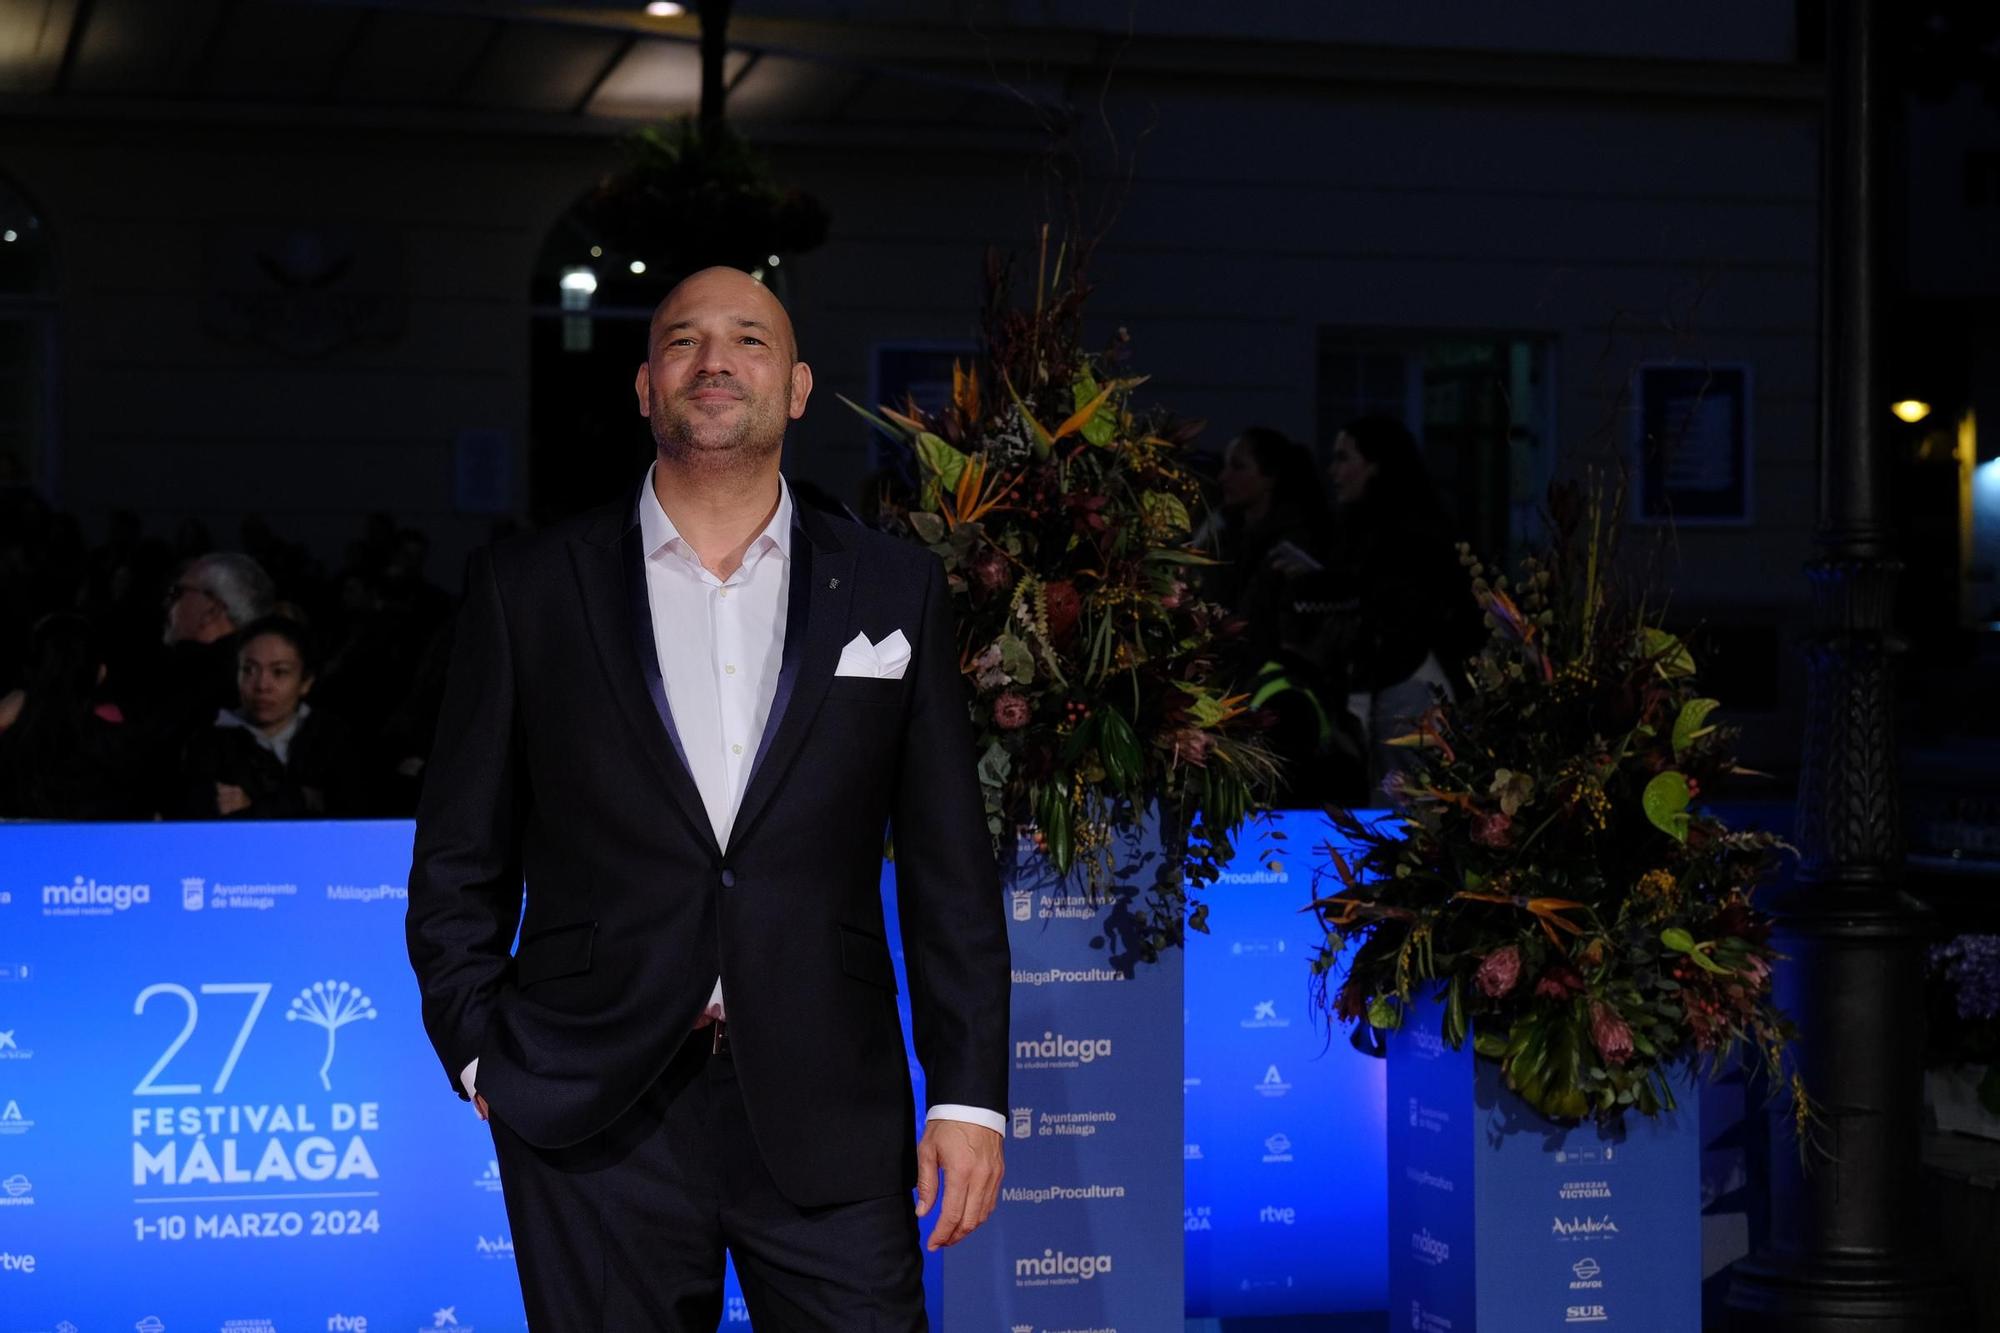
[645,2,685,16]
[766,254,781,267]
[1892,400,1932,424]
[559,267,598,311]
[629,260,647,275]
[1,230,15,243]
[589,245,602,258]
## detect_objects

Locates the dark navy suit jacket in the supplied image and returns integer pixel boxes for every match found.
[405,484,1010,1207]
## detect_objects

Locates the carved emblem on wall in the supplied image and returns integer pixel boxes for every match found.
[202,226,406,359]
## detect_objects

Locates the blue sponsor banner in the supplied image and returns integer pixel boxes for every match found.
[0,816,1390,1329]
[1388,995,1701,1333]
[931,827,1184,1333]
[1183,809,1388,1318]
[0,819,527,1333]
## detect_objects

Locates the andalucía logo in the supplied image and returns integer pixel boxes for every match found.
[0,1173,32,1206]
[0,1100,31,1135]
[1255,1065,1291,1097]
[1551,1215,1620,1241]
[474,1234,514,1259]
[0,1027,28,1060]
[42,875,151,917]
[1012,1248,1113,1286]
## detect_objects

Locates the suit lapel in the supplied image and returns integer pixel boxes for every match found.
[729,503,854,855]
[566,510,721,861]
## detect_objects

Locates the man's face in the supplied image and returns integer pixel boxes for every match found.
[163,569,229,646]
[634,268,813,474]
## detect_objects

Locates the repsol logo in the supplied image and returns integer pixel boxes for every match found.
[43,877,151,910]
[1014,1249,1113,1280]
[1014,1032,1112,1063]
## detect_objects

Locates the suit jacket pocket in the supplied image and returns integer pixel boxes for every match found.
[825,675,903,705]
[514,921,596,987]
[838,925,898,992]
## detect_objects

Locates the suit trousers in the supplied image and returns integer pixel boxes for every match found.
[488,1033,928,1331]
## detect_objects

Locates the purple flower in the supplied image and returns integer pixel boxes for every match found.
[1473,945,1522,998]
[1470,810,1513,849]
[1590,1002,1635,1067]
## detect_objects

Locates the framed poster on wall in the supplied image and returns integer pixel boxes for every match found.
[1630,362,1754,525]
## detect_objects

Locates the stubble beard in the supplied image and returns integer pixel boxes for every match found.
[651,378,784,482]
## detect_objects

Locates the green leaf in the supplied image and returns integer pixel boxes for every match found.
[1640,627,1696,678]
[1073,369,1118,446]
[1642,771,1692,842]
[908,510,946,544]
[913,431,968,491]
[1367,996,1403,1031]
[997,632,1035,684]
[1473,1030,1509,1060]
[976,739,1011,790]
[1660,926,1697,954]
[1141,490,1191,539]
[1671,698,1721,757]
[1097,707,1142,789]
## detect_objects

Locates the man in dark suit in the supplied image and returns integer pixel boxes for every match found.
[407,266,1010,1329]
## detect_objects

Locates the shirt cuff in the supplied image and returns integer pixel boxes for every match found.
[925,1104,1006,1136]
[460,1057,479,1099]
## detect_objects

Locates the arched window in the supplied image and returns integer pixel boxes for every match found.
[0,175,54,495]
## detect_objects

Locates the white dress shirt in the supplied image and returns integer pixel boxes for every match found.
[465,467,1002,1137]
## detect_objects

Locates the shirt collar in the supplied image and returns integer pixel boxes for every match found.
[638,463,793,568]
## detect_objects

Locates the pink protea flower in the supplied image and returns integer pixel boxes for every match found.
[992,692,1032,731]
[1171,727,1213,767]
[1473,944,1523,998]
[970,547,1011,595]
[1470,810,1513,849]
[1589,1002,1635,1066]
[1535,963,1584,1000]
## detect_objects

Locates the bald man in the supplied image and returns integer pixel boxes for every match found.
[407,268,1010,1329]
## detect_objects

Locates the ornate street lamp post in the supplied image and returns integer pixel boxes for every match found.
[1725,1,1968,1325]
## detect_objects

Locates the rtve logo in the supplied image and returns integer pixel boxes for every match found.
[1258,1205,1297,1225]
[326,1318,368,1332]
[0,1249,35,1273]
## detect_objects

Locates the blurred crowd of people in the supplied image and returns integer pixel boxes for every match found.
[0,491,477,822]
[1195,416,1482,809]
[0,413,1469,822]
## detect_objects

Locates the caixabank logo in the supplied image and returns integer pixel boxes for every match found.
[0,1025,30,1060]
[42,875,151,918]
[424,1304,473,1331]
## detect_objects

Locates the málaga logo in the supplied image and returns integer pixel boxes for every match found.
[1013,1031,1111,1068]
[42,876,151,917]
[286,981,378,1090]
[1013,1248,1113,1283]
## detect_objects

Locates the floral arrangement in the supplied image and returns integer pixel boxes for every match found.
[847,231,1280,957]
[1308,481,1806,1126]
[577,119,829,274]
[1925,934,2000,1112]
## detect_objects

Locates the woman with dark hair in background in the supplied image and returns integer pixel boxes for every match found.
[0,613,142,820]
[1286,415,1477,800]
[1200,426,1335,661]
[177,615,360,819]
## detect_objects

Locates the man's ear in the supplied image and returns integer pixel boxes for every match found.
[635,362,653,418]
[788,360,814,421]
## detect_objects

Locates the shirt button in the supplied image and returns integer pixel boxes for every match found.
[721,868,736,889]
[717,588,730,599]
[731,743,743,755]
[724,664,737,675]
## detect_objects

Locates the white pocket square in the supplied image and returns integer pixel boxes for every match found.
[835,629,912,680]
